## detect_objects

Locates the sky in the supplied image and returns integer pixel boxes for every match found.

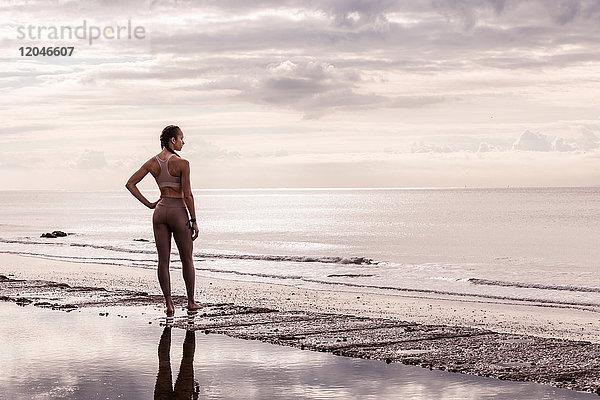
[2,0,600,190]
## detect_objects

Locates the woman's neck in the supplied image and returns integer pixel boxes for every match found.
[161,147,178,157]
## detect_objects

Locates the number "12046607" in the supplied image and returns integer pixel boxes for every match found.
[19,46,74,56]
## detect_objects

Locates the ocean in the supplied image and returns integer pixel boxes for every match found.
[0,188,598,310]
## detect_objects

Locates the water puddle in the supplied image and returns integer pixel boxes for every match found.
[0,302,596,399]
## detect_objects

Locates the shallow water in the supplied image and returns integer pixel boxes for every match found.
[0,188,599,309]
[0,302,595,399]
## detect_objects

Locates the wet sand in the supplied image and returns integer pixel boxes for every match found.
[2,253,600,396]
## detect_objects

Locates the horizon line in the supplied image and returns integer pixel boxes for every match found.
[2,185,599,192]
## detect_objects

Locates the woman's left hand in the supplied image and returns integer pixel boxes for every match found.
[191,222,199,240]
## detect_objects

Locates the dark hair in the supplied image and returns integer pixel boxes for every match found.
[160,125,181,157]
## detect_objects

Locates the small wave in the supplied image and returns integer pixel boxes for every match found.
[0,250,157,264]
[0,238,156,255]
[301,278,600,308]
[2,248,598,309]
[0,237,377,265]
[199,269,600,309]
[201,253,376,265]
[468,278,600,293]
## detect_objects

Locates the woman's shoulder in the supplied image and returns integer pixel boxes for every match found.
[173,156,189,169]
[170,153,188,163]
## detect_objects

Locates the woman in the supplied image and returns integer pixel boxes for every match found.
[126,125,201,316]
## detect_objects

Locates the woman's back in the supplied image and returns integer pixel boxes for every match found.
[148,152,185,198]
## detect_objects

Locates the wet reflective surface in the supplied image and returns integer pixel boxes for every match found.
[0,302,595,399]
[155,328,199,399]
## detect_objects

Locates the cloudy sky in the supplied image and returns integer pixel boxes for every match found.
[2,0,600,190]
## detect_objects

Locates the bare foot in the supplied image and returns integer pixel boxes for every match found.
[187,302,202,311]
[165,298,175,317]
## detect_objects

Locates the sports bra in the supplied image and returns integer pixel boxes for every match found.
[154,154,181,188]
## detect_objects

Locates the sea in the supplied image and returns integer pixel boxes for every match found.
[0,188,598,310]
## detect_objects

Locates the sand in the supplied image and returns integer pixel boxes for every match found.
[2,253,599,343]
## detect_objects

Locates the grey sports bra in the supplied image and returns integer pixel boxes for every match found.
[154,154,181,188]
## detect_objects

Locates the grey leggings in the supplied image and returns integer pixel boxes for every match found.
[152,197,195,299]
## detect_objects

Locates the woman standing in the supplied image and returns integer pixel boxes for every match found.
[126,125,201,316]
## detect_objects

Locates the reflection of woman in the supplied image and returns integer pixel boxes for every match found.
[154,327,199,400]
[126,125,201,316]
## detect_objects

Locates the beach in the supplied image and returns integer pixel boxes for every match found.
[2,253,600,398]
[2,253,599,343]
[1,188,599,397]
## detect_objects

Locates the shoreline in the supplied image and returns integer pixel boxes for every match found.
[2,253,600,395]
[2,253,599,343]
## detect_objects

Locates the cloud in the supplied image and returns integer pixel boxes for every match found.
[239,60,361,112]
[401,129,600,155]
[0,154,44,169]
[8,0,599,120]
[547,0,581,24]
[221,59,450,117]
[431,0,507,30]
[552,137,579,152]
[411,141,453,153]
[73,149,108,169]
[184,137,241,160]
[511,128,600,153]
[575,128,600,150]
[131,0,600,120]
[477,142,503,152]
[388,95,454,108]
[512,130,553,152]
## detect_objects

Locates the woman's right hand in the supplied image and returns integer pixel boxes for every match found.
[148,200,159,209]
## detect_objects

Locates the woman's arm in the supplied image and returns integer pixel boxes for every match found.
[126,160,158,209]
[181,159,199,240]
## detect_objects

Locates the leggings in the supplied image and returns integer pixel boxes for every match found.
[152,197,194,298]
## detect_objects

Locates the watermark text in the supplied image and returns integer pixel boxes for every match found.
[16,20,146,45]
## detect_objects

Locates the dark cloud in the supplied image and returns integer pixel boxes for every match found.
[144,0,600,68]
[8,0,600,117]
[229,60,371,116]
[387,95,452,108]
[430,0,507,30]
[217,59,453,117]
[547,0,581,24]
